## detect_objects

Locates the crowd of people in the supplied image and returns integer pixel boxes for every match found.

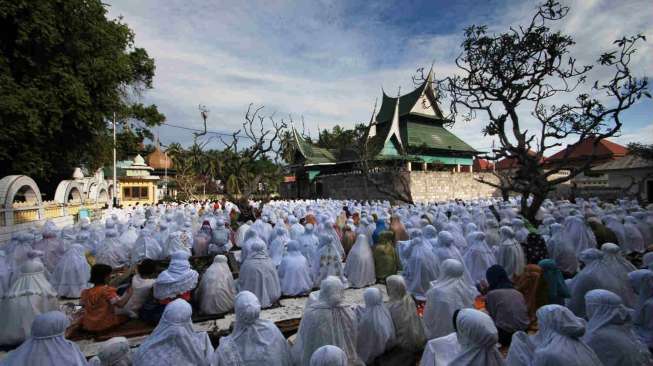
[0,196,651,365]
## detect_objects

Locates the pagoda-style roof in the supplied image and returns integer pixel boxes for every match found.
[405,122,476,153]
[375,70,444,123]
[292,127,337,166]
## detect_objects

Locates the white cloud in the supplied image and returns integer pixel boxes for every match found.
[106,0,652,153]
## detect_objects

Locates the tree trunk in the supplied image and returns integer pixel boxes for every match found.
[524,192,546,224]
[501,188,509,202]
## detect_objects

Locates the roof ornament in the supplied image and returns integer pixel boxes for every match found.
[367,98,378,138]
[384,86,404,151]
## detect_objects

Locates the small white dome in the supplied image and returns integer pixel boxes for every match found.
[133,154,146,166]
[72,167,84,180]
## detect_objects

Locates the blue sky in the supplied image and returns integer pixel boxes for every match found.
[106,0,653,153]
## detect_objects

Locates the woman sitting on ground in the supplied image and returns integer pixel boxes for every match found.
[80,264,132,332]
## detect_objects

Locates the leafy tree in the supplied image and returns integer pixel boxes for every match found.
[430,0,649,221]
[0,0,164,189]
[627,143,653,160]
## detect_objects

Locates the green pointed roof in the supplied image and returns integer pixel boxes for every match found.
[406,122,476,153]
[292,127,337,165]
[375,71,443,123]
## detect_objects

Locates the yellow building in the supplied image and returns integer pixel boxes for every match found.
[117,154,160,206]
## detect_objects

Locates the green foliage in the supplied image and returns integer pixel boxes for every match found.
[0,0,164,186]
[627,143,653,160]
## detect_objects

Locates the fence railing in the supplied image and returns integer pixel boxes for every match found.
[1,200,106,227]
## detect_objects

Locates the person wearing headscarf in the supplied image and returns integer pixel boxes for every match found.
[385,275,426,355]
[209,217,233,255]
[371,218,388,245]
[484,265,530,348]
[629,269,653,349]
[390,215,409,243]
[153,250,199,303]
[496,227,526,278]
[514,264,547,320]
[193,220,212,257]
[582,289,652,366]
[561,215,597,254]
[0,311,87,366]
[512,218,530,244]
[545,223,578,276]
[344,234,376,288]
[238,240,281,308]
[269,226,290,267]
[603,214,627,248]
[32,220,65,274]
[403,237,439,300]
[197,255,235,315]
[372,231,400,282]
[356,287,396,363]
[643,252,653,271]
[96,223,130,268]
[298,223,319,268]
[0,250,10,297]
[506,305,602,366]
[133,299,213,366]
[89,336,132,366]
[484,219,501,249]
[462,231,496,285]
[309,345,348,366]
[537,259,570,306]
[314,234,347,287]
[211,291,291,366]
[623,216,646,254]
[80,264,132,332]
[450,309,504,365]
[51,243,90,298]
[131,229,164,264]
[278,240,313,296]
[294,276,362,366]
[340,224,357,257]
[0,251,59,346]
[423,259,478,340]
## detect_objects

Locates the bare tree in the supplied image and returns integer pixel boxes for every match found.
[425,0,649,221]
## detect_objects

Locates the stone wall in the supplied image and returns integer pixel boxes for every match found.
[409,171,501,202]
[301,170,501,203]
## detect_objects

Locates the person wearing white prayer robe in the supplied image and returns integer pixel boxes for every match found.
[404,237,439,301]
[622,216,646,254]
[33,220,65,274]
[582,289,651,366]
[485,219,501,249]
[278,240,313,296]
[0,311,87,366]
[314,234,347,287]
[506,304,601,366]
[545,222,579,276]
[344,234,376,288]
[643,252,653,270]
[153,250,199,302]
[0,251,10,297]
[309,345,348,366]
[131,229,163,264]
[133,299,213,366]
[89,336,132,366]
[419,331,460,366]
[463,231,497,285]
[269,226,290,267]
[0,251,58,346]
[443,223,467,252]
[295,276,362,366]
[356,287,395,364]
[235,221,251,248]
[423,259,479,340]
[240,229,266,264]
[511,218,529,244]
[632,211,652,246]
[211,291,291,366]
[238,240,281,308]
[433,231,473,284]
[209,217,233,254]
[496,226,526,278]
[562,215,597,254]
[197,255,235,315]
[95,225,129,268]
[629,269,653,349]
[298,223,319,267]
[51,243,90,298]
[8,232,34,285]
[385,275,426,353]
[154,220,171,247]
[422,225,438,249]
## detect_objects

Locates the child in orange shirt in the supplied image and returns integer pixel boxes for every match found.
[80,264,132,332]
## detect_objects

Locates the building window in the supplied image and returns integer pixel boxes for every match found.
[123,186,149,200]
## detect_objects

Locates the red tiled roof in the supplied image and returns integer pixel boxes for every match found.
[473,158,494,171]
[495,150,538,171]
[546,137,627,163]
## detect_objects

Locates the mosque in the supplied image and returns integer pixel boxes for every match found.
[282,70,485,201]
